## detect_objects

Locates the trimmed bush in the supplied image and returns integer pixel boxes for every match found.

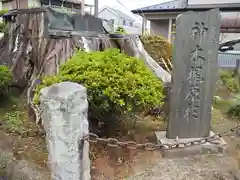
[228,94,240,119]
[0,65,12,96]
[33,48,164,121]
[140,35,172,71]
[219,70,239,93]
[0,9,8,16]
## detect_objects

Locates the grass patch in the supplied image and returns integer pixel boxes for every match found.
[3,111,27,133]
[0,153,8,176]
[0,93,48,168]
[227,95,240,121]
[0,92,28,134]
[213,97,232,113]
[0,93,41,136]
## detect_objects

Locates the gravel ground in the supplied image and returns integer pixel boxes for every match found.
[126,109,240,180]
[128,154,238,180]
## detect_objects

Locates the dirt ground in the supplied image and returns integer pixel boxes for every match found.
[0,92,240,180]
[212,109,240,169]
[0,94,168,179]
[0,121,167,179]
[90,119,166,179]
[213,85,240,168]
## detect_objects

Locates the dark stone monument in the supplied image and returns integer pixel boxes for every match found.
[235,59,240,76]
[167,9,221,139]
[235,59,240,90]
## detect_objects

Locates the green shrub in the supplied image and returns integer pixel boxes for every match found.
[0,9,9,33]
[227,94,240,119]
[219,70,239,93]
[228,104,240,118]
[115,26,126,34]
[0,65,12,96]
[0,22,6,32]
[34,48,164,120]
[0,9,8,16]
[213,97,232,113]
[140,35,172,72]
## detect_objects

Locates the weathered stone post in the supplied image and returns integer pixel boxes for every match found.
[40,81,90,180]
[167,9,221,139]
[155,9,227,157]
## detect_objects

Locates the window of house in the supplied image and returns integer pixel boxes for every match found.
[171,19,176,38]
[123,20,126,26]
[110,19,114,25]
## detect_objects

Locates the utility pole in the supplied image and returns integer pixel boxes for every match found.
[81,0,85,15]
[94,0,98,17]
[16,0,20,9]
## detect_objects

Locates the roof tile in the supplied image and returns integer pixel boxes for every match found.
[132,0,187,12]
[131,0,240,13]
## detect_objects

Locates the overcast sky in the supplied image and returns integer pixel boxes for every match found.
[85,0,169,20]
[84,0,240,21]
[85,0,167,10]
[85,0,240,10]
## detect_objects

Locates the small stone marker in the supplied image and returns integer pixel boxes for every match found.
[40,82,90,180]
[167,9,221,139]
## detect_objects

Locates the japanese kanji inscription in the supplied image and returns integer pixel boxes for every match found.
[167,9,221,139]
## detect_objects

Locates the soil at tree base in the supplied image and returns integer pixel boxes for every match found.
[1,96,240,179]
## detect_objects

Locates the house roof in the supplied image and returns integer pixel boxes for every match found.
[99,6,135,21]
[0,0,82,4]
[131,0,240,13]
[132,0,187,13]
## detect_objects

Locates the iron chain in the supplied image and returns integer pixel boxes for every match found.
[82,124,240,151]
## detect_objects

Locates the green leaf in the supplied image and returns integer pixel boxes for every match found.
[33,48,165,118]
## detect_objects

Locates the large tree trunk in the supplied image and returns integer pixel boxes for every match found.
[0,8,171,124]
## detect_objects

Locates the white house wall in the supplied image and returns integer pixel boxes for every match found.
[145,11,240,42]
[98,8,122,26]
[2,1,13,10]
[149,19,240,43]
[114,25,141,35]
[98,8,141,34]
[28,0,41,7]
[150,19,169,38]
[144,13,179,20]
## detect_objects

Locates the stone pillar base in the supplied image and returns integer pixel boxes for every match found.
[234,170,240,180]
[155,131,227,158]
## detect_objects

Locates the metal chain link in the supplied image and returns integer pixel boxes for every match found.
[82,124,240,151]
